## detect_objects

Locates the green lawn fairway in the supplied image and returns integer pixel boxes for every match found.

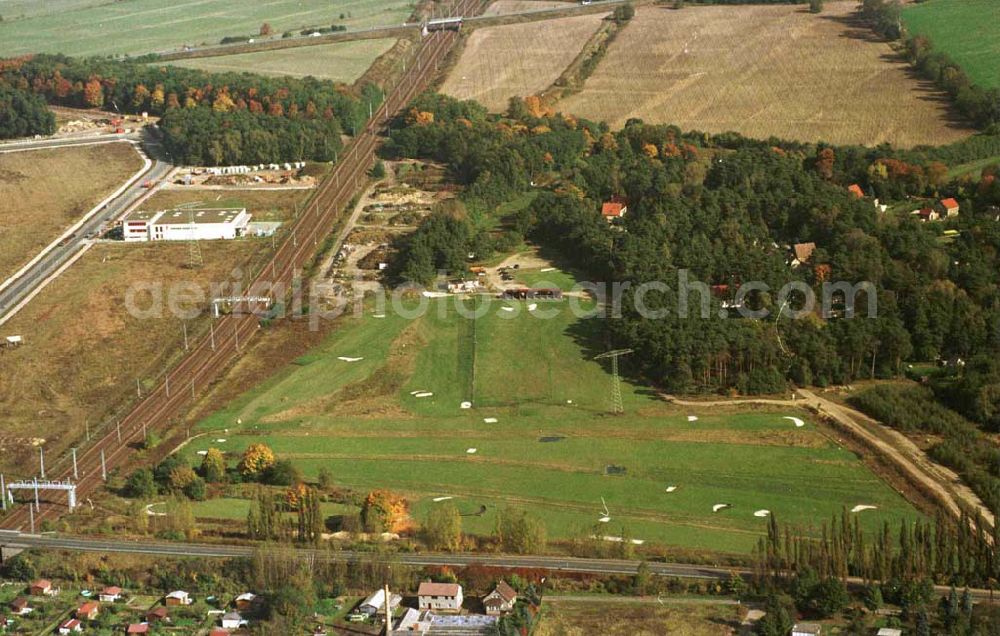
[902,0,1000,89]
[0,0,414,57]
[191,268,921,555]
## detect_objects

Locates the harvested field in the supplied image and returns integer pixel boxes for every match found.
[441,12,608,111]
[0,142,144,282]
[482,0,572,16]
[557,2,974,147]
[168,38,398,83]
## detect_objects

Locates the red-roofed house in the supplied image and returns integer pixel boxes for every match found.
[127,624,150,635]
[848,184,864,198]
[29,580,54,596]
[600,200,627,222]
[9,599,30,616]
[145,606,169,623]
[483,580,518,615]
[76,601,99,620]
[941,198,960,217]
[417,582,463,611]
[99,586,122,603]
[914,207,939,222]
[57,619,82,634]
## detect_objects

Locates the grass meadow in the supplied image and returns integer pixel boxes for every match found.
[0,0,414,57]
[168,38,399,84]
[189,268,920,554]
[902,0,1000,89]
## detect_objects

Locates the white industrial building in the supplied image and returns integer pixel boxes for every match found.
[121,208,252,242]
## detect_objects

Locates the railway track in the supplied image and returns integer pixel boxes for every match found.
[0,0,482,532]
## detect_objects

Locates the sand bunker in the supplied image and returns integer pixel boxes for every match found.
[483,417,498,424]
[432,496,454,502]
[466,448,478,454]
[460,401,472,409]
[501,306,515,312]
[783,416,805,427]
[337,356,364,362]
[528,303,538,311]
[754,509,771,517]
[851,505,878,513]
[414,392,434,398]
[665,486,678,493]
[712,503,732,513]
[596,535,645,545]
[687,415,698,422]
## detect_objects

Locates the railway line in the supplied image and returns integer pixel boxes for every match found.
[0,0,483,532]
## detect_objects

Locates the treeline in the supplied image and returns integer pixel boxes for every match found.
[159,106,342,165]
[860,0,1000,130]
[0,83,54,139]
[753,510,998,634]
[0,53,381,164]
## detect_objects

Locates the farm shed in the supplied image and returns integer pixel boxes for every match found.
[359,588,401,616]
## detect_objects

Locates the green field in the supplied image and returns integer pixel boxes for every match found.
[168,38,398,83]
[0,0,414,57]
[902,0,1000,89]
[190,267,920,554]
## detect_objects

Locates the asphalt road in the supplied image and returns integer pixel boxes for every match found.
[0,531,730,579]
[2,532,997,604]
[0,130,173,322]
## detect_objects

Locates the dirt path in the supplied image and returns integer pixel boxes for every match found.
[662,390,995,530]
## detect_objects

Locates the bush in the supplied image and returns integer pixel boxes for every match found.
[125,468,157,499]
[613,3,635,24]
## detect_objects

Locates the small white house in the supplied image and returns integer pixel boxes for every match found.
[359,588,401,616]
[221,611,247,629]
[58,619,82,634]
[165,590,192,606]
[483,581,517,615]
[99,586,122,603]
[417,582,463,612]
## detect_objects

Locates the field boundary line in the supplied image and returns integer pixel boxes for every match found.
[0,141,151,296]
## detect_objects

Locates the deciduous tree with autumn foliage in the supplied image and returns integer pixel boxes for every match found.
[239,443,276,478]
